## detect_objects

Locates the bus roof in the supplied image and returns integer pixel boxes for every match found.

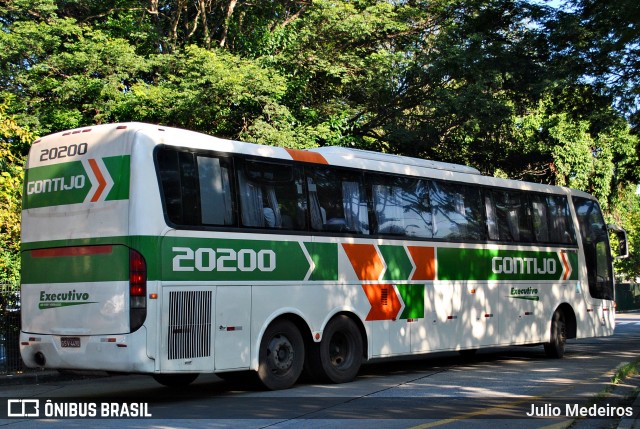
[30,122,591,199]
[308,146,482,175]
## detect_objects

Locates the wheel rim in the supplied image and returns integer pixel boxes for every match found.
[329,332,352,369]
[267,334,295,373]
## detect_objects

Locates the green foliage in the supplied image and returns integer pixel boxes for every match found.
[0,98,34,286]
[609,185,640,281]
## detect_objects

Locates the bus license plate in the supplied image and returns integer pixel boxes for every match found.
[61,337,81,348]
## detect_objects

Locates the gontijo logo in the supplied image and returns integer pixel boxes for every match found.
[491,256,557,275]
[23,155,130,209]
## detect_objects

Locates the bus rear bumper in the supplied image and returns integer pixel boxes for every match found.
[19,328,155,373]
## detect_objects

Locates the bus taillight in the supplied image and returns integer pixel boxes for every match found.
[129,249,147,332]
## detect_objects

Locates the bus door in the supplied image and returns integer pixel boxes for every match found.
[572,197,615,332]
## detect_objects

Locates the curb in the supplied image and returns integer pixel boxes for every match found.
[1,370,106,386]
[618,390,640,429]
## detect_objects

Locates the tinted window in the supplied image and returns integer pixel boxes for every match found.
[487,190,532,242]
[547,195,576,244]
[197,155,235,226]
[369,174,431,237]
[237,159,307,230]
[430,181,484,240]
[307,167,369,234]
[157,148,199,226]
[531,194,576,244]
[573,197,613,300]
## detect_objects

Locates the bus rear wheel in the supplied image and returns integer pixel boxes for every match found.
[544,309,567,358]
[308,315,363,384]
[257,319,304,390]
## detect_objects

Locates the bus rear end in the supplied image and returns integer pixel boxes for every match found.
[19,124,152,373]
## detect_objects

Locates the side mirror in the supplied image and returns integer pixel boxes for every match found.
[608,224,629,259]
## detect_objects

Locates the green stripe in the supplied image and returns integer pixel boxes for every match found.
[307,242,339,281]
[379,245,413,281]
[104,155,131,201]
[437,248,579,281]
[396,284,425,319]
[22,236,580,283]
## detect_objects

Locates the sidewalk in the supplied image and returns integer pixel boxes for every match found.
[568,370,640,429]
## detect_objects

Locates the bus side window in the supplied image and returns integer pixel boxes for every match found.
[530,194,576,244]
[490,190,533,242]
[430,181,484,241]
[368,174,432,238]
[306,167,369,234]
[237,160,307,231]
[157,148,199,226]
[531,195,550,242]
[485,193,500,240]
[547,195,576,244]
[197,156,235,226]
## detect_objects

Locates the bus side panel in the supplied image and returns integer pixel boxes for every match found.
[214,286,251,371]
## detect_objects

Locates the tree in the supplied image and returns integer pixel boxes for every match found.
[0,98,34,286]
[550,0,640,132]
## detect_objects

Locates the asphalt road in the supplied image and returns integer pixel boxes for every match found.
[1,313,639,428]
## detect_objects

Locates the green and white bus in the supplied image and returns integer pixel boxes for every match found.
[20,123,627,390]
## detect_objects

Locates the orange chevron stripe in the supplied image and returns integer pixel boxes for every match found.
[88,158,107,202]
[362,284,403,321]
[285,148,328,164]
[560,251,571,280]
[342,243,385,280]
[407,246,436,280]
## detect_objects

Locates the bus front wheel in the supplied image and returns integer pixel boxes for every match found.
[544,310,566,358]
[257,319,305,390]
[309,315,363,384]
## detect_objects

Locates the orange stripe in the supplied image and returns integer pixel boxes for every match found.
[285,148,328,164]
[407,246,436,280]
[88,158,107,202]
[32,245,113,258]
[560,251,571,280]
[342,243,385,280]
[361,284,403,321]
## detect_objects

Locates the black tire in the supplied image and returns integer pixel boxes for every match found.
[257,319,305,390]
[308,315,363,384]
[152,373,199,387]
[544,310,567,358]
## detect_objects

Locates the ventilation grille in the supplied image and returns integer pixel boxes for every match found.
[168,290,212,360]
